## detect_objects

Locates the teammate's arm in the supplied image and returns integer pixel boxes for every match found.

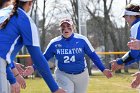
[26,45,59,92]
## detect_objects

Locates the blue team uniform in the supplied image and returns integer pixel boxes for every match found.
[117,18,140,65]
[0,7,58,92]
[44,33,106,74]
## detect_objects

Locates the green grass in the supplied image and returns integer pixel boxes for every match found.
[21,70,139,93]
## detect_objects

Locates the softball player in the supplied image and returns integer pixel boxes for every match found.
[24,18,113,93]
[111,3,140,70]
[0,0,65,93]
[110,4,140,88]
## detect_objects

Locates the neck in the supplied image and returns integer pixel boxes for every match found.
[130,17,137,26]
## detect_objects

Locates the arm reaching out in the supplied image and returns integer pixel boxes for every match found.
[23,66,34,77]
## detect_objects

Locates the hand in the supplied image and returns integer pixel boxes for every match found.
[131,72,140,88]
[127,38,140,50]
[16,74,26,89]
[11,81,20,93]
[23,66,34,77]
[110,60,124,72]
[15,62,25,75]
[103,69,113,79]
[53,87,66,93]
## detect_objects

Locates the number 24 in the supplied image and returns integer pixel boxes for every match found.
[64,56,75,63]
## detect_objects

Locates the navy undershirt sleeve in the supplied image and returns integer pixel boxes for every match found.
[26,45,59,92]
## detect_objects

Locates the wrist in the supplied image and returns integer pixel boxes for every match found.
[116,58,124,65]
[15,73,20,77]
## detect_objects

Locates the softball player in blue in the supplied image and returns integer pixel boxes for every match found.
[0,0,65,93]
[111,4,140,70]
[24,18,113,93]
[110,4,140,88]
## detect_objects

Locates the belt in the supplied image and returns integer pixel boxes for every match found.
[64,68,86,75]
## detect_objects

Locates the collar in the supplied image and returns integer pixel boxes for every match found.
[131,18,140,26]
[62,33,74,41]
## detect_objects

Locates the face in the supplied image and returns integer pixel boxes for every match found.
[26,1,33,12]
[60,23,73,38]
[123,15,136,26]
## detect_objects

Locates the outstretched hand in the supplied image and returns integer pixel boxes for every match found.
[103,69,113,79]
[131,72,140,88]
[110,60,124,72]
[16,74,26,89]
[15,62,25,75]
[23,66,34,77]
[11,82,20,93]
[127,38,140,50]
[54,87,66,93]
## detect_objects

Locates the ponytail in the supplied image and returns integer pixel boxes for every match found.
[0,0,19,29]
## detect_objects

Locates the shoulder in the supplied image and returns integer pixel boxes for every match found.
[45,36,62,49]
[131,21,140,31]
[17,8,31,23]
[50,36,62,44]
[17,8,27,18]
[130,21,140,38]
[73,33,88,41]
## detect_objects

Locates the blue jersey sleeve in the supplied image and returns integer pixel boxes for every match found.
[87,52,105,72]
[18,9,40,47]
[44,43,55,61]
[6,66,16,84]
[10,62,15,69]
[83,37,105,72]
[26,45,59,92]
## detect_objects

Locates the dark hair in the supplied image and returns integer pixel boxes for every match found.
[125,4,140,18]
[0,0,10,8]
[18,1,27,8]
[0,0,19,29]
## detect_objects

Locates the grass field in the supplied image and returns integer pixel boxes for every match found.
[21,70,139,93]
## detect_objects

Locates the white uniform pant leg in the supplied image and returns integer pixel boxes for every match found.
[0,57,9,93]
[55,69,74,93]
[7,81,11,93]
[73,68,89,93]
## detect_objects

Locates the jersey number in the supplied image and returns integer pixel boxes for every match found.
[64,56,75,63]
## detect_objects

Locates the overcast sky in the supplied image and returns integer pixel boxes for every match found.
[37,0,140,27]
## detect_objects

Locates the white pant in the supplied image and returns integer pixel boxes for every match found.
[0,57,11,93]
[55,68,89,93]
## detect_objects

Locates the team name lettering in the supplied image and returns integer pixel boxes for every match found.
[57,48,82,54]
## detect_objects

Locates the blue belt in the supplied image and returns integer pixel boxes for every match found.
[64,68,86,75]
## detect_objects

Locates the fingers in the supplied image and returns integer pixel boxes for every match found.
[15,74,26,89]
[54,87,67,93]
[106,72,113,78]
[23,66,34,77]
[131,72,140,88]
[20,80,26,89]
[129,37,136,41]
[131,72,140,77]
[110,60,124,72]
[19,76,26,89]
[110,61,118,72]
[11,82,20,93]
[131,79,139,88]
[103,69,113,79]
[16,64,25,75]
[131,73,138,77]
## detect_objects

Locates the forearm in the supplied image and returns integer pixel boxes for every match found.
[26,45,59,92]
[117,51,138,65]
[12,68,20,77]
[89,52,105,72]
